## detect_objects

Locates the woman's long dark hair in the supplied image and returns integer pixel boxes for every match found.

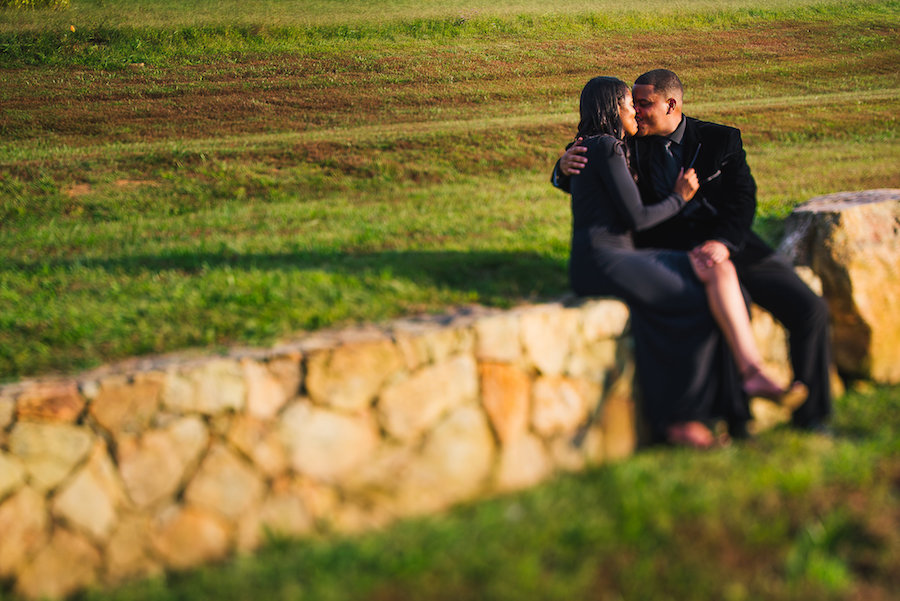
[576,76,630,141]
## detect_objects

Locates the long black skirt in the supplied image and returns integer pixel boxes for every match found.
[569,238,749,439]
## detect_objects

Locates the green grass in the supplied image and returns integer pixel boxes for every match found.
[1,0,893,30]
[11,383,880,601]
[1,1,899,380]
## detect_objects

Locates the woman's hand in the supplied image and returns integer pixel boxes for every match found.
[673,167,699,201]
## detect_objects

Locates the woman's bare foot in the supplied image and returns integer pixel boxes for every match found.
[666,421,716,449]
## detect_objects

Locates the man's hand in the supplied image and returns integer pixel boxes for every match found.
[690,240,730,268]
[559,138,588,176]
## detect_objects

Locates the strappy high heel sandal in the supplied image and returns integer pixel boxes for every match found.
[742,365,808,411]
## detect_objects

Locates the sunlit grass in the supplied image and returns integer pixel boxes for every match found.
[0,1,898,379]
[0,0,889,29]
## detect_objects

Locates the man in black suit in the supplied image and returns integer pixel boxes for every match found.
[553,69,832,432]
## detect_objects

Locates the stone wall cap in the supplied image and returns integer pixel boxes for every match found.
[796,189,900,213]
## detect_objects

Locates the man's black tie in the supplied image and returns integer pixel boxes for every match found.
[651,138,678,200]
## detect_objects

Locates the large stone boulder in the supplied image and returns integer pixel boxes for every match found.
[778,189,900,383]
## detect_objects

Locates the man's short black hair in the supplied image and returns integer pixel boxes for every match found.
[634,69,684,98]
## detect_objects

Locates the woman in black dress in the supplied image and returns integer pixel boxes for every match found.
[568,76,803,447]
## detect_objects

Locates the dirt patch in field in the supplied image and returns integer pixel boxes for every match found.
[65,183,92,197]
[114,178,158,188]
[1,20,895,150]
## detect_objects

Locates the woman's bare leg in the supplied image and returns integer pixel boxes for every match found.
[689,256,762,374]
[689,254,806,406]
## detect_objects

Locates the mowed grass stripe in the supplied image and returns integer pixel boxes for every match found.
[2,87,897,165]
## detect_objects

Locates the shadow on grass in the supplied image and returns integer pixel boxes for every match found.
[7,248,570,302]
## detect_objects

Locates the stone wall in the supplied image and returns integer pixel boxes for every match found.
[1,300,642,599]
[0,297,804,600]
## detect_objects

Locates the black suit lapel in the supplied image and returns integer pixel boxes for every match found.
[681,117,701,170]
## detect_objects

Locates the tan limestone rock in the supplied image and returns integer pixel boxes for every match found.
[392,320,475,371]
[0,393,13,430]
[341,442,414,493]
[474,312,523,363]
[16,380,84,423]
[780,190,900,382]
[495,433,552,492]
[598,367,637,461]
[394,405,495,515]
[15,528,101,601]
[8,422,93,492]
[104,512,163,584]
[90,372,163,435]
[185,444,265,520]
[150,505,230,570]
[0,451,26,501]
[521,305,579,375]
[795,265,824,295]
[378,354,478,441]
[267,352,303,401]
[226,414,288,477]
[531,376,590,438]
[52,442,123,542]
[566,339,619,382]
[306,339,403,411]
[580,299,630,341]
[418,326,475,365]
[237,491,313,551]
[118,417,208,508]
[479,362,530,444]
[289,477,341,524]
[547,434,589,472]
[750,305,790,372]
[393,322,434,371]
[580,426,606,465]
[0,487,48,578]
[748,399,791,435]
[163,359,246,414]
[242,358,291,419]
[279,400,379,482]
[167,415,209,466]
[117,432,182,508]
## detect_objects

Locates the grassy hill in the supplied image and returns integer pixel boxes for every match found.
[1,0,898,379]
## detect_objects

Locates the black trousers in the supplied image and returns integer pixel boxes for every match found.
[736,253,833,427]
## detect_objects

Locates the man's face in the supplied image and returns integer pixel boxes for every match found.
[632,84,676,137]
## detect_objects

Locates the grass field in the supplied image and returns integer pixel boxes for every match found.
[1,0,898,380]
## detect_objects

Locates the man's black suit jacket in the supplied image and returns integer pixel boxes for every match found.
[628,116,774,266]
